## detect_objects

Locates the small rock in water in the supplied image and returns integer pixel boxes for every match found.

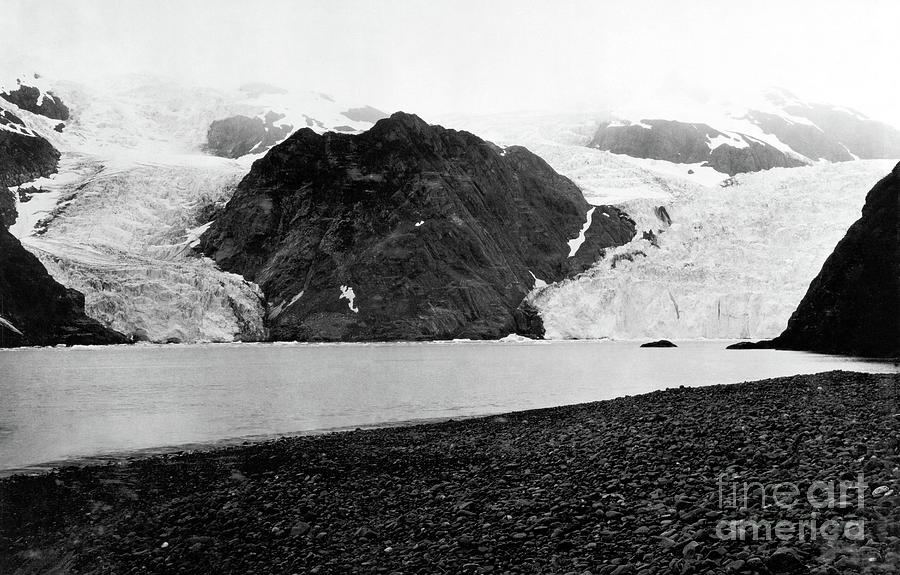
[640,339,677,348]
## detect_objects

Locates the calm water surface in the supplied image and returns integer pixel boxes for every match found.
[0,340,896,473]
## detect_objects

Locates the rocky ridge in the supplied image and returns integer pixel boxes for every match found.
[0,76,70,121]
[589,89,900,177]
[589,119,806,176]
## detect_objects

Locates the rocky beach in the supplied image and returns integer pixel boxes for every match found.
[2,370,898,574]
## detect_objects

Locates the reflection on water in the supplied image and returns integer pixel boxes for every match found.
[0,340,896,473]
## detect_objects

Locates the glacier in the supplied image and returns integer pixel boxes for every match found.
[531,161,897,340]
[2,74,382,343]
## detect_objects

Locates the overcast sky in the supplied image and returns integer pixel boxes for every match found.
[3,0,899,124]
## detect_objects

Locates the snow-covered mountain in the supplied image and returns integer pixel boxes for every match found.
[586,88,900,177]
[1,73,385,343]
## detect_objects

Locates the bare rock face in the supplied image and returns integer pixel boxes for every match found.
[770,162,899,357]
[0,112,60,188]
[200,112,636,341]
[0,83,70,121]
[589,120,805,176]
[205,113,294,158]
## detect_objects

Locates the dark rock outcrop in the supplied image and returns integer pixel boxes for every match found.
[0,187,15,228]
[0,226,128,347]
[589,120,805,176]
[205,112,293,158]
[0,81,70,120]
[0,115,60,227]
[200,112,636,341]
[640,339,677,348]
[729,163,899,357]
[0,123,60,188]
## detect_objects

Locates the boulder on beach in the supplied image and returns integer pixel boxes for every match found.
[640,339,677,348]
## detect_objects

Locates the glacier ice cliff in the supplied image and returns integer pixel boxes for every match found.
[530,161,898,340]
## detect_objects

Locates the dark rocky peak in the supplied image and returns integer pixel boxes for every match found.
[200,113,636,341]
[365,111,440,142]
[0,76,70,121]
[0,129,60,189]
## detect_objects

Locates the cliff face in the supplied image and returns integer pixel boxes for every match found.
[0,110,60,188]
[769,162,899,357]
[200,112,636,341]
[589,120,805,176]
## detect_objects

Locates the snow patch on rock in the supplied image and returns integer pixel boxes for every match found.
[0,315,23,336]
[339,285,359,313]
[567,207,595,257]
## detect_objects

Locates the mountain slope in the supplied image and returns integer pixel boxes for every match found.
[203,84,388,159]
[765,162,899,357]
[589,119,806,176]
[200,112,636,341]
[587,89,900,178]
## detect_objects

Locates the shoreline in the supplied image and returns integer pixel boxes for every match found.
[0,337,777,352]
[2,370,899,574]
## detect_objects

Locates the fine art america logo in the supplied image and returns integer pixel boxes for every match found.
[715,473,867,542]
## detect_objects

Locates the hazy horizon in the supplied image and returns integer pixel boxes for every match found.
[3,0,899,125]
